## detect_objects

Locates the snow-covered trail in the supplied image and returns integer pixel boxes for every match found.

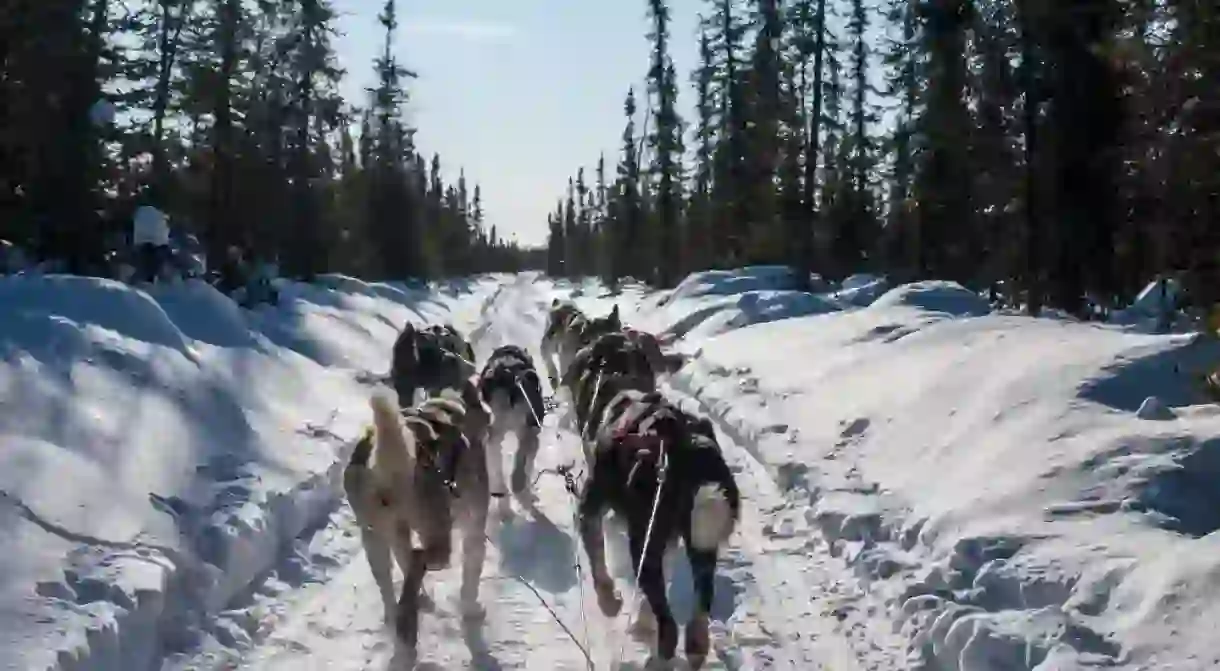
[182,276,906,671]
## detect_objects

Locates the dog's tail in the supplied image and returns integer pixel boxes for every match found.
[690,484,736,551]
[369,388,415,472]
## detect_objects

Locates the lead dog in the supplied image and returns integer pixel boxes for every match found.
[539,300,622,391]
[343,388,492,663]
[577,390,740,668]
[478,344,546,502]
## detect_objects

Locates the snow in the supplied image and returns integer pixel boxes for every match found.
[14,265,1220,670]
[0,272,501,670]
[624,270,1220,670]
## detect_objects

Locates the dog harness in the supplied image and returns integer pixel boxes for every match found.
[401,395,469,496]
[609,393,670,450]
[479,345,544,427]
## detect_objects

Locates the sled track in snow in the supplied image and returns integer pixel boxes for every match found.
[170,277,908,671]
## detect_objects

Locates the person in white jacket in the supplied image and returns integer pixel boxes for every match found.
[131,203,171,283]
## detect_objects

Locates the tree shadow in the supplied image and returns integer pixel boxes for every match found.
[1076,336,1220,412]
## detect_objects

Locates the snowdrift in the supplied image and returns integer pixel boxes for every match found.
[0,273,498,670]
[602,271,1220,669]
[624,267,842,345]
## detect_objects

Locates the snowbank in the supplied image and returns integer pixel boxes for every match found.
[829,273,890,307]
[0,273,498,670]
[664,265,806,303]
[605,267,1220,669]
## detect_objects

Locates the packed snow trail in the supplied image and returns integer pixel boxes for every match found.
[181,275,907,670]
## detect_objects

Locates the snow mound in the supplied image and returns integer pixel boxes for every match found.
[664,289,842,341]
[829,274,891,307]
[634,269,1220,669]
[0,273,497,670]
[867,280,992,317]
[608,266,841,345]
[665,265,805,304]
[0,275,198,360]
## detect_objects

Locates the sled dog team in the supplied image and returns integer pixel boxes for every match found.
[343,301,741,668]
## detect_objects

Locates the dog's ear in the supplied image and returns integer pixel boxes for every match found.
[403,321,415,335]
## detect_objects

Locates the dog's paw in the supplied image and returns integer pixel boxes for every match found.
[595,583,623,618]
[684,614,711,667]
[629,604,659,642]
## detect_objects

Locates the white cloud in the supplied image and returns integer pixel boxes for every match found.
[401,19,518,42]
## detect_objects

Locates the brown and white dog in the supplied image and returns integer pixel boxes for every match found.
[343,387,492,664]
[539,299,623,392]
[577,389,740,669]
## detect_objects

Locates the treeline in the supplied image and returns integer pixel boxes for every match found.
[546,0,1219,317]
[1,0,542,281]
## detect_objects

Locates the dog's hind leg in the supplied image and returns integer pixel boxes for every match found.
[577,454,624,618]
[359,526,399,626]
[392,547,430,663]
[510,425,541,499]
[681,543,719,668]
[457,509,489,619]
[389,529,434,612]
[628,527,679,661]
[631,539,681,638]
[540,336,560,388]
[485,422,509,498]
[458,440,491,619]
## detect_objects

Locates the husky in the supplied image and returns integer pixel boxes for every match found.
[563,330,659,458]
[390,322,478,409]
[577,390,740,669]
[478,344,546,502]
[539,299,622,392]
[343,388,492,662]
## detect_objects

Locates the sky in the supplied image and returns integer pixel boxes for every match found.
[331,0,703,247]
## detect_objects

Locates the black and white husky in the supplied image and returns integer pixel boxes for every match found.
[478,344,547,503]
[577,389,740,669]
[343,387,491,663]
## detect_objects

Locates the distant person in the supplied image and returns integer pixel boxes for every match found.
[131,203,170,284]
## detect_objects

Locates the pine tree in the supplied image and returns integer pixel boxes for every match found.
[647,0,683,287]
[613,87,644,284]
